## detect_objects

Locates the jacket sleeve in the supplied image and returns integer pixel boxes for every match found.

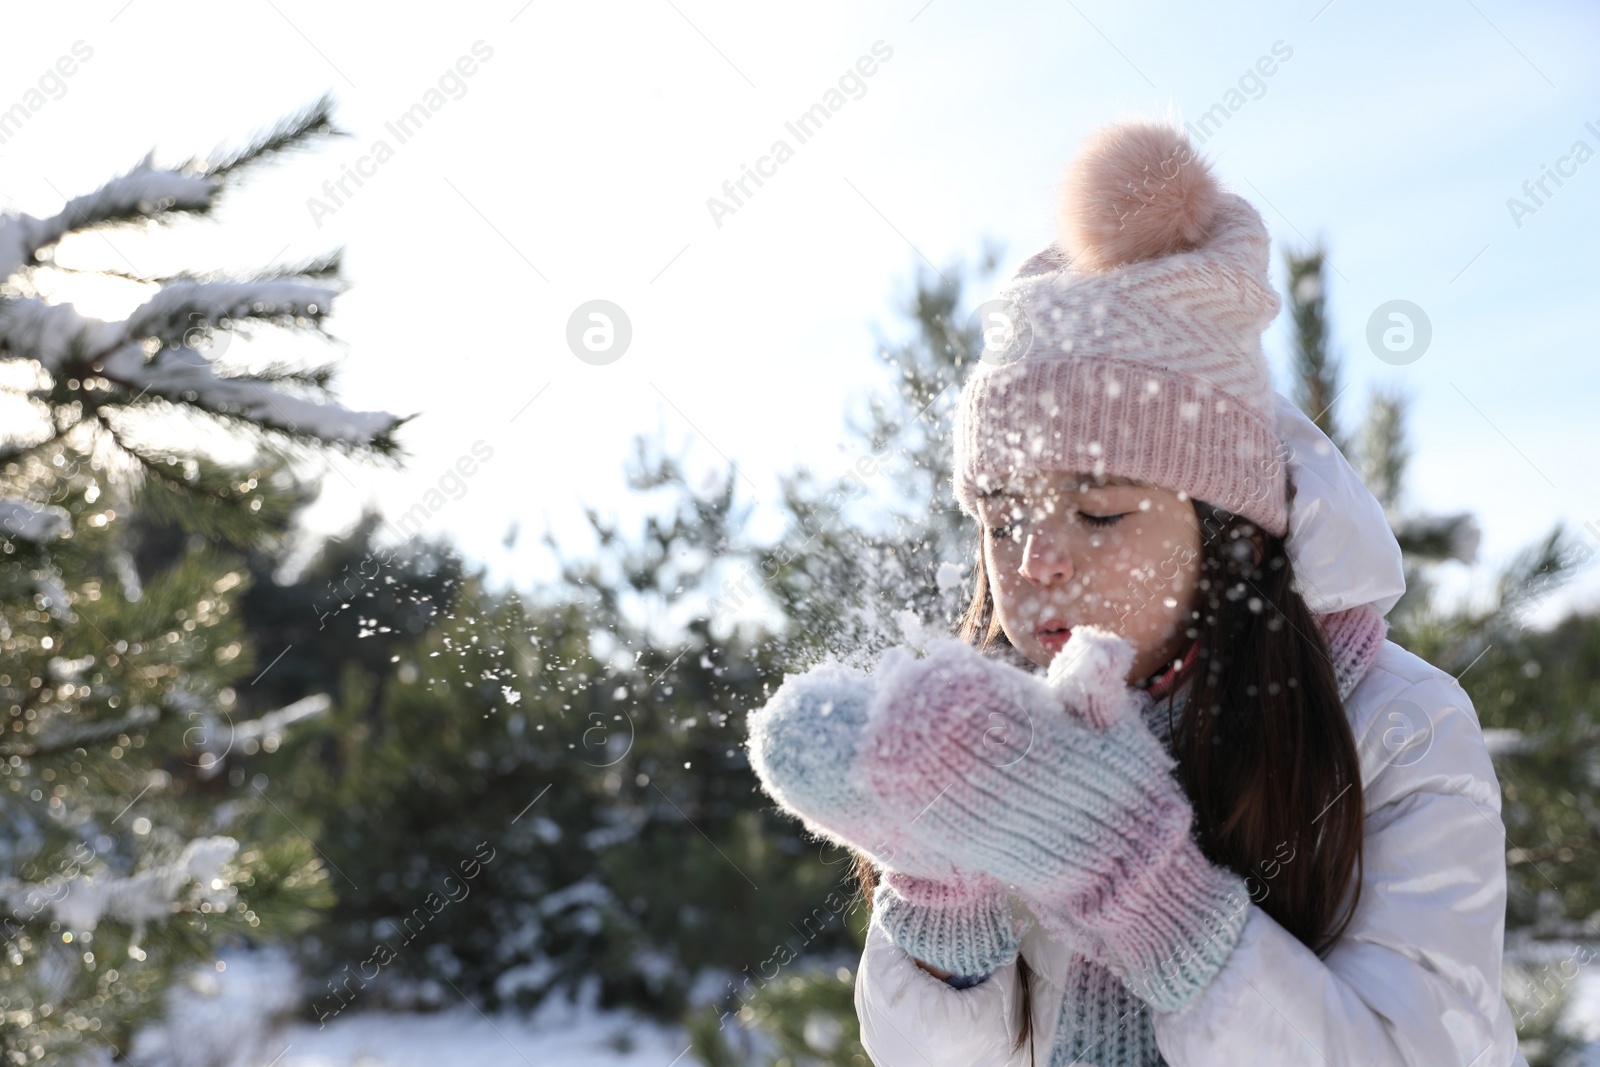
[855,917,1031,1066]
[1152,671,1526,1066]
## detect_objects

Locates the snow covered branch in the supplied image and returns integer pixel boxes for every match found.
[190,693,331,778]
[0,93,342,283]
[119,277,338,346]
[0,296,120,372]
[0,286,403,449]
[1,836,238,942]
[0,152,217,281]
[0,498,70,542]
[99,340,401,445]
[14,703,161,759]
[0,94,403,463]
[202,92,343,181]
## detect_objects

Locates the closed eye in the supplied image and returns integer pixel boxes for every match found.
[985,510,1125,539]
[1080,512,1126,528]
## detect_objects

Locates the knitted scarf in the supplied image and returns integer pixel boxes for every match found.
[1019,604,1389,1067]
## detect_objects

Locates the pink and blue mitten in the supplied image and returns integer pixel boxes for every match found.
[859,628,1250,1013]
[745,656,1027,982]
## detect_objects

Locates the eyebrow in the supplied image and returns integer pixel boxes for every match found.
[977,474,1142,499]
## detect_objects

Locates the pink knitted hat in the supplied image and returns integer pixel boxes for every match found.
[952,120,1289,536]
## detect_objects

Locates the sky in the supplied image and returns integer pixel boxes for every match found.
[3,0,1598,629]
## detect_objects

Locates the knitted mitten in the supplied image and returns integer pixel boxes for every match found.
[1049,952,1164,1067]
[860,628,1250,1014]
[868,869,1022,985]
[745,657,1026,979]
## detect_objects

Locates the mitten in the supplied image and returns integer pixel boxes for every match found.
[859,628,1249,1013]
[869,869,1020,986]
[745,657,1026,979]
[1052,950,1164,1065]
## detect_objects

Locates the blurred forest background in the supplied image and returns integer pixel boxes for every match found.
[3,105,1598,1067]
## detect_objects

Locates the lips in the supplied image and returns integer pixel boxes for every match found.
[1036,621,1074,651]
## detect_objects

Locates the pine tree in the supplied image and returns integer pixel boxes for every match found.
[237,434,867,1030]
[1283,248,1599,1064]
[1284,248,1348,454]
[0,97,402,1060]
[1281,246,1481,626]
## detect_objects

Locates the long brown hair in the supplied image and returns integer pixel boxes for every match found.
[852,474,1365,1060]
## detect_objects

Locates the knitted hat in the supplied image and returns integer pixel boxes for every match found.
[952,120,1289,536]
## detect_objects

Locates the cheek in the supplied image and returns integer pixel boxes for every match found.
[1176,541,1203,587]
[985,545,1047,623]
[1116,527,1198,608]
[1154,533,1204,619]
[982,543,1007,589]
[985,549,1019,604]
[1078,532,1139,585]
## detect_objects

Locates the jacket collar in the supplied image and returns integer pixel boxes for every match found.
[1272,390,1406,618]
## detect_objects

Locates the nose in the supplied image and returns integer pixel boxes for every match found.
[1019,529,1074,585]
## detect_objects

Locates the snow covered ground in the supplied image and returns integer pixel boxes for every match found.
[270,1004,693,1067]
[129,947,693,1067]
[128,938,1600,1065]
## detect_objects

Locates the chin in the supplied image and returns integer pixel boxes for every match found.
[1024,642,1058,670]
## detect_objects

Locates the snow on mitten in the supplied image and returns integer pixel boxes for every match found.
[860,628,1250,1013]
[745,657,1025,979]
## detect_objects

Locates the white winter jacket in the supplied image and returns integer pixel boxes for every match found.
[855,392,1527,1066]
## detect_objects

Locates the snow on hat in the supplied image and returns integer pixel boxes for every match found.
[951,119,1288,537]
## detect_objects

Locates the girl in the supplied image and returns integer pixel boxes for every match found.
[746,120,1524,1065]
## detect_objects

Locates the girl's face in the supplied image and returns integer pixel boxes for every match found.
[977,471,1204,681]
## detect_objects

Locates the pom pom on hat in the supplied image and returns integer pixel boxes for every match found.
[1058,121,1223,272]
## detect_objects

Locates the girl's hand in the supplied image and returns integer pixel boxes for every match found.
[746,658,957,881]
[870,867,1025,985]
[745,656,1025,978]
[859,628,1250,1013]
